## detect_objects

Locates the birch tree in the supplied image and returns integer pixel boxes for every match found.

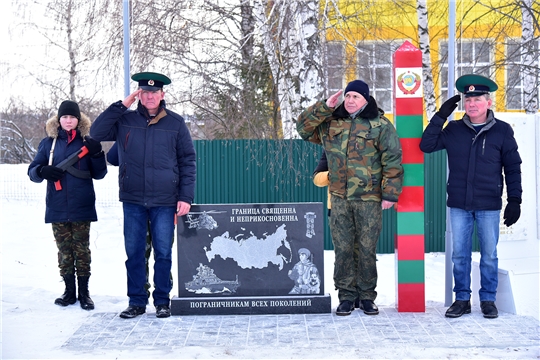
[416,0,436,118]
[520,0,539,114]
[297,1,326,109]
[253,0,324,139]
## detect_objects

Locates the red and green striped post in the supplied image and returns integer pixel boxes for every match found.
[393,40,425,312]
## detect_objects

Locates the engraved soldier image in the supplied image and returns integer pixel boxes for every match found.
[288,248,320,294]
[304,212,316,238]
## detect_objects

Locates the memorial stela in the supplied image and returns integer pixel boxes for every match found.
[171,203,331,315]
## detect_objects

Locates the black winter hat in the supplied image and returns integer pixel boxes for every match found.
[344,80,370,100]
[58,100,81,120]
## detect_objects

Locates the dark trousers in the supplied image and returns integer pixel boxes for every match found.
[330,196,381,302]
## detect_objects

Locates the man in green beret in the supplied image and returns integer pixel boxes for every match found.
[91,72,196,319]
[420,74,522,319]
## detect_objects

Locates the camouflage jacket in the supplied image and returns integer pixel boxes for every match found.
[296,98,403,202]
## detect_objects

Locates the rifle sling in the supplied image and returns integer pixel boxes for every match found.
[66,166,91,179]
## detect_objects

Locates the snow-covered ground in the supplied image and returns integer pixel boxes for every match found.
[1,164,538,359]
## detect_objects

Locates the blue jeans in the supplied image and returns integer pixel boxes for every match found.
[123,202,175,307]
[449,207,500,302]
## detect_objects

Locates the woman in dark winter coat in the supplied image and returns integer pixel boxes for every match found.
[28,100,107,310]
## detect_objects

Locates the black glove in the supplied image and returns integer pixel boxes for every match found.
[83,136,102,157]
[435,94,461,119]
[503,197,521,227]
[39,165,64,181]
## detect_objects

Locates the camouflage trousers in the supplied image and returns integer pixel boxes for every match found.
[52,221,92,277]
[144,221,174,298]
[330,196,382,302]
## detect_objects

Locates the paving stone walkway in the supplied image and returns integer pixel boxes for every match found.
[62,306,540,352]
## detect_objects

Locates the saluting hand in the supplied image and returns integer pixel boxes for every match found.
[326,90,343,108]
[436,95,461,119]
[122,89,142,108]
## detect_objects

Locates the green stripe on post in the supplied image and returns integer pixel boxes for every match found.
[397,260,425,284]
[402,164,424,186]
[395,115,424,138]
[397,212,424,235]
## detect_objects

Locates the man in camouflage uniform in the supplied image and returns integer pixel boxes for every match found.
[297,80,403,316]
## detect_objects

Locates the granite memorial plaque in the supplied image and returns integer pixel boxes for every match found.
[171,202,331,315]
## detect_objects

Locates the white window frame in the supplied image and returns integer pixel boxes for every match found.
[505,38,540,110]
[356,41,400,113]
[325,42,345,97]
[439,39,495,109]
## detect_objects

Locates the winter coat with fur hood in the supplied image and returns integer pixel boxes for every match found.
[28,112,107,223]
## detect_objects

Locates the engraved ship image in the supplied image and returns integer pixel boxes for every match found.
[185,263,240,294]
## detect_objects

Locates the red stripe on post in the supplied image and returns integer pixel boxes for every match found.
[397,283,425,312]
[397,186,424,212]
[395,235,425,260]
[395,98,424,115]
[400,138,424,164]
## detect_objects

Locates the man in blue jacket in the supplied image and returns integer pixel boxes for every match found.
[420,74,522,319]
[91,72,196,319]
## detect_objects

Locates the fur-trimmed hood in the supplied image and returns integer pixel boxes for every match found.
[45,112,92,138]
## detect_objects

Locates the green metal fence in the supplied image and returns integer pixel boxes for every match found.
[193,139,446,253]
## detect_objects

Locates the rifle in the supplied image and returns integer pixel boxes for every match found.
[54,146,89,190]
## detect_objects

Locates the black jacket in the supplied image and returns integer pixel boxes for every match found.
[420,110,522,210]
[28,113,107,223]
[90,100,196,207]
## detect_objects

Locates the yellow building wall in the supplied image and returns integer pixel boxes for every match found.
[325,0,539,115]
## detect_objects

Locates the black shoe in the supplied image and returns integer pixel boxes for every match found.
[156,304,171,318]
[354,297,360,309]
[480,301,498,319]
[119,305,146,319]
[359,300,379,315]
[445,300,471,318]
[336,300,354,316]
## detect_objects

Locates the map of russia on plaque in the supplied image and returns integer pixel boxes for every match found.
[176,203,325,298]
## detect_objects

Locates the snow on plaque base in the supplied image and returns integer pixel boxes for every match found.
[172,203,331,316]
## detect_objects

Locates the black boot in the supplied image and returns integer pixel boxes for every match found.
[77,276,95,310]
[55,274,77,306]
